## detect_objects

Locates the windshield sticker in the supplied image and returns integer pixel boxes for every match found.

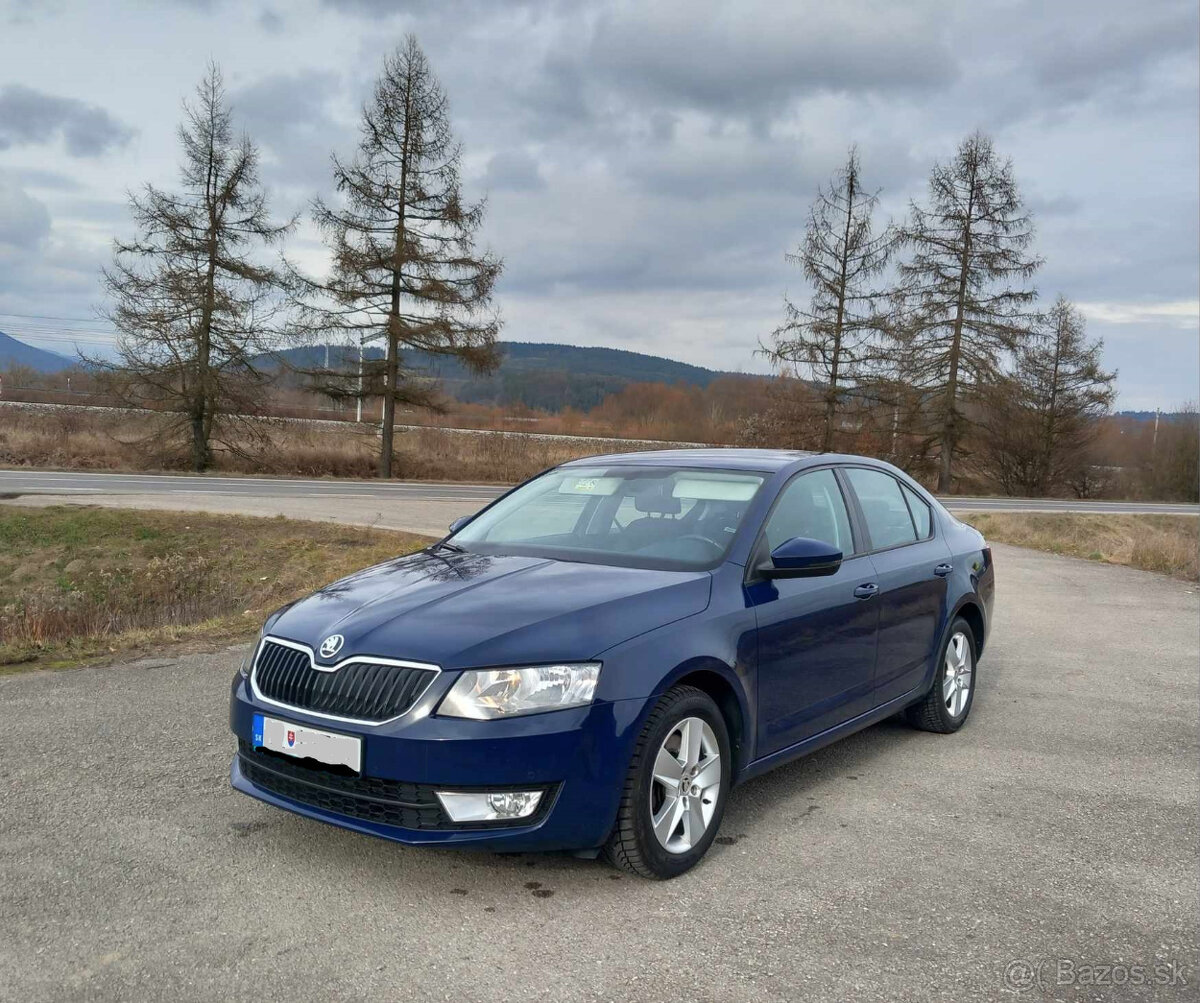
[558,476,621,496]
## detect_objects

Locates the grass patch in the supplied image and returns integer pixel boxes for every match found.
[960,512,1199,581]
[0,506,430,670]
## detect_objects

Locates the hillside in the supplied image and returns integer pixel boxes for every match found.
[266,341,749,411]
[0,331,75,374]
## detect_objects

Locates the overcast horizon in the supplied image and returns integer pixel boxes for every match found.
[1,0,1197,410]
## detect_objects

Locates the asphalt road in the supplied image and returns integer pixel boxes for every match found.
[1,469,1196,537]
[1,544,1197,1002]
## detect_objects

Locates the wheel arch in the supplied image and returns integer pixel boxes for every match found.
[952,597,987,657]
[657,658,752,780]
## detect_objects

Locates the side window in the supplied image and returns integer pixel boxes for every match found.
[900,482,933,540]
[763,469,854,555]
[845,468,919,550]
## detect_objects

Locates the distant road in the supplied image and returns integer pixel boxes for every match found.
[1,469,1196,518]
[0,469,502,503]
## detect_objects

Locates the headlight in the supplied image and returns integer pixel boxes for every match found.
[438,664,601,719]
[240,625,269,678]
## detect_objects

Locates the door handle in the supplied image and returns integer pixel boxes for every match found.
[853,583,879,600]
[933,563,953,577]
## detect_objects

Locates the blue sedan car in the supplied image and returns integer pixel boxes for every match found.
[230,449,994,878]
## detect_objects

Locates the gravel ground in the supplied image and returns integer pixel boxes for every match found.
[1,542,1196,1002]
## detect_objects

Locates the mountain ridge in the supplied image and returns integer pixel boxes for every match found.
[0,331,76,374]
[266,340,756,411]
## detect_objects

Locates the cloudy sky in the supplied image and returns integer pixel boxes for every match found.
[1,0,1197,409]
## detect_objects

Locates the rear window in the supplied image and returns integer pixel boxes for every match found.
[901,483,933,540]
[845,467,918,550]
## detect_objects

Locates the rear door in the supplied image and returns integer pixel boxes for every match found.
[841,467,952,705]
[750,467,879,756]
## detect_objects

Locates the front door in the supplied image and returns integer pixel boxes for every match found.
[750,468,879,757]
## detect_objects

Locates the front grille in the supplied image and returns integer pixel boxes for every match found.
[253,639,437,723]
[237,741,557,831]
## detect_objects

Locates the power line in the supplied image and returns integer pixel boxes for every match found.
[0,331,117,347]
[0,312,118,350]
[0,310,103,323]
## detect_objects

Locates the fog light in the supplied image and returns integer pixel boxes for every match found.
[436,790,543,822]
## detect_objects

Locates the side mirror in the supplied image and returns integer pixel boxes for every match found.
[761,536,842,578]
[448,516,470,534]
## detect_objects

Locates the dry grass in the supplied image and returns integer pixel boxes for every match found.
[960,512,1199,581]
[0,506,430,670]
[0,405,665,482]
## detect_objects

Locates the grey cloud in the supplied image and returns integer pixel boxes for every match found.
[257,7,284,32]
[230,70,351,188]
[1026,193,1084,218]
[0,177,51,250]
[622,132,921,204]
[587,1,958,118]
[319,0,559,17]
[482,150,545,192]
[0,84,134,156]
[318,0,417,14]
[1027,0,1199,98]
[9,168,83,192]
[62,197,134,225]
[1039,203,1200,304]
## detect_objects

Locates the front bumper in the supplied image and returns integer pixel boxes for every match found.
[229,674,646,852]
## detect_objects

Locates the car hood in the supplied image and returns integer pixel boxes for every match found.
[268,548,712,669]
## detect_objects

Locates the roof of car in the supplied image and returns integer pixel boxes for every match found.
[560,447,825,472]
[559,448,908,476]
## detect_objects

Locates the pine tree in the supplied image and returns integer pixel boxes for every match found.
[300,35,501,477]
[101,64,292,471]
[764,147,894,452]
[897,132,1041,492]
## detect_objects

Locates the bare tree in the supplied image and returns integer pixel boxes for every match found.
[1147,403,1200,502]
[100,64,292,471]
[764,147,894,452]
[978,297,1115,496]
[298,34,501,477]
[1026,296,1116,493]
[896,132,1041,492]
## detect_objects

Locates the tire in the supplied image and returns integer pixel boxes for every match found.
[603,685,731,879]
[905,616,977,734]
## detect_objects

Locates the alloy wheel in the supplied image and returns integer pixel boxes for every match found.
[942,630,973,717]
[649,716,721,854]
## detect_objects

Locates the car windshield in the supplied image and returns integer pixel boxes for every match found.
[448,465,767,570]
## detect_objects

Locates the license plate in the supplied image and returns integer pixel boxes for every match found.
[252,714,362,773]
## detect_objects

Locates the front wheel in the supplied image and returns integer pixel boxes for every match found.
[905,617,977,733]
[604,685,731,879]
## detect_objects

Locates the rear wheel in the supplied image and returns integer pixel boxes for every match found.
[905,617,977,733]
[604,685,730,879]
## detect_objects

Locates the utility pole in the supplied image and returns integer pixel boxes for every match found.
[355,338,363,423]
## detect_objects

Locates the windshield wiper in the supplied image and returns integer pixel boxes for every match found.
[430,540,466,554]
